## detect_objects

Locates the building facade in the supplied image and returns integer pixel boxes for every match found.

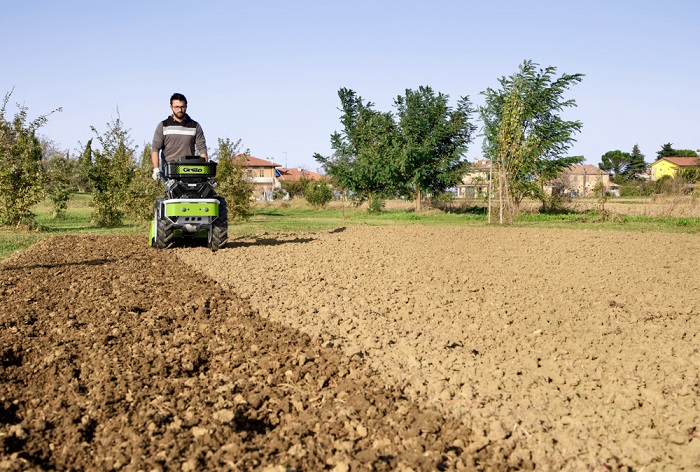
[650,157,700,181]
[237,155,282,200]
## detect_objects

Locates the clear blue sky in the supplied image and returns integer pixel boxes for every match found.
[2,0,698,171]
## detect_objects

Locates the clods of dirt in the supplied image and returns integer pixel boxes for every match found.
[177,225,700,471]
[0,235,490,471]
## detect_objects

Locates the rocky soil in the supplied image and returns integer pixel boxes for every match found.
[178,225,700,471]
[1,225,699,471]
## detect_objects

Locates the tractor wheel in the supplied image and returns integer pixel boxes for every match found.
[153,197,174,249]
[209,196,228,252]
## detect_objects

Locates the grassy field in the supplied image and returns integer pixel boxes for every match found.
[1,194,698,261]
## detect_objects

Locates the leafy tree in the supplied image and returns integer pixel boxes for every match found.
[123,143,162,221]
[86,115,136,226]
[0,90,60,227]
[213,138,254,221]
[43,153,74,219]
[305,180,333,208]
[599,150,632,181]
[76,139,94,192]
[480,60,584,222]
[315,88,400,211]
[394,86,476,211]
[280,177,314,199]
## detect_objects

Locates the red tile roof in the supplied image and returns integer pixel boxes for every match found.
[564,164,608,175]
[277,168,324,181]
[236,154,281,167]
[660,157,700,167]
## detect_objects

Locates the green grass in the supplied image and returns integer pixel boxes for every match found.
[0,193,145,261]
[1,195,698,262]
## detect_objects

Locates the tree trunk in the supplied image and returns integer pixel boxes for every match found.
[416,188,421,212]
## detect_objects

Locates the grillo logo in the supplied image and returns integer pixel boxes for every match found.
[180,166,204,173]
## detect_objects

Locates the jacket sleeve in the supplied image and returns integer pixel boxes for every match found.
[195,124,207,156]
[152,122,164,154]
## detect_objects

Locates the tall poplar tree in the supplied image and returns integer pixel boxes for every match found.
[480,60,584,222]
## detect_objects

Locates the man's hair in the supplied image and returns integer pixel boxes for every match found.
[170,93,188,105]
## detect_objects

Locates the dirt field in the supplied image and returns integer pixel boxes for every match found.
[1,226,699,470]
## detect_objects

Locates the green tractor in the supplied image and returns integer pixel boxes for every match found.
[149,156,228,251]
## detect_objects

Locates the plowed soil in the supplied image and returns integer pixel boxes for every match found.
[1,226,699,471]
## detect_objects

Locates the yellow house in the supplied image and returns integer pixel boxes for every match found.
[650,157,700,181]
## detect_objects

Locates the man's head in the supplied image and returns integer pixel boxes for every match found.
[170,93,188,121]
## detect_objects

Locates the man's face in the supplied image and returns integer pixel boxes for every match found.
[170,100,187,121]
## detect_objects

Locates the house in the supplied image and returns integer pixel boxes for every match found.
[237,155,282,200]
[553,164,613,197]
[276,167,324,181]
[650,157,700,181]
[455,159,491,198]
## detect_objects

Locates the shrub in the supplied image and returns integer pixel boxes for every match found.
[0,91,59,228]
[367,196,386,213]
[86,117,135,227]
[214,139,254,221]
[305,180,333,208]
[123,145,162,221]
[43,154,74,219]
[281,178,312,199]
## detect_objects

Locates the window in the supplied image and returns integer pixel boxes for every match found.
[259,168,265,177]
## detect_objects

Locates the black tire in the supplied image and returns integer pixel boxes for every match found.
[209,196,228,252]
[154,197,174,249]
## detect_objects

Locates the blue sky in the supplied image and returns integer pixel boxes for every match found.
[2,0,698,171]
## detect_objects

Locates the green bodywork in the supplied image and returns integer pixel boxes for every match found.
[164,201,219,217]
[149,199,220,246]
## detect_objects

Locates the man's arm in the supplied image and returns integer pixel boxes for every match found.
[151,151,160,169]
[196,124,208,161]
[152,122,164,169]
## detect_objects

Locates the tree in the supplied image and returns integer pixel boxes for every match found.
[43,153,74,219]
[394,86,476,211]
[0,90,61,227]
[480,60,584,222]
[315,88,399,211]
[213,138,254,221]
[123,143,162,221]
[627,144,647,179]
[656,143,676,160]
[656,143,698,160]
[280,177,312,199]
[599,150,632,182]
[86,115,136,226]
[305,180,333,208]
[76,139,94,192]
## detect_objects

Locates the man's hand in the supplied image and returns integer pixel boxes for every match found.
[152,168,161,181]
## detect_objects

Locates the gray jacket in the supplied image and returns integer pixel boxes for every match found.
[152,114,207,162]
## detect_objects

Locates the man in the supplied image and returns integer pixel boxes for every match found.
[151,93,208,180]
